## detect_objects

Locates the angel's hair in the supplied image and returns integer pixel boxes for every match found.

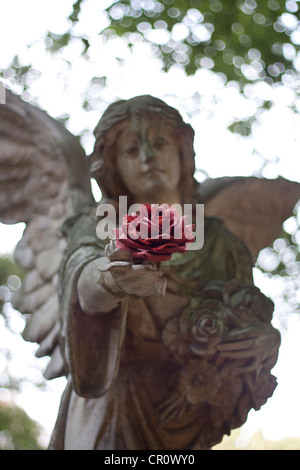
[90,95,198,205]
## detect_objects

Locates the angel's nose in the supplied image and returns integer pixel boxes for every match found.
[139,142,156,163]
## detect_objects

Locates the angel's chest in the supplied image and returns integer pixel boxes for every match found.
[125,288,189,342]
[122,259,205,361]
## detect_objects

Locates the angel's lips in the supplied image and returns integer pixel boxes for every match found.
[142,166,164,177]
[115,203,195,262]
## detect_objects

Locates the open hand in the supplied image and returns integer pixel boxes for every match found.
[98,240,167,298]
[99,258,166,298]
[217,323,280,373]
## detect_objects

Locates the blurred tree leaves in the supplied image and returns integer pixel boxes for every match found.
[16,0,296,139]
[0,256,26,317]
[62,0,300,85]
[228,115,256,136]
[19,0,299,88]
[0,256,29,394]
[0,402,43,450]
[0,257,45,449]
[0,256,26,287]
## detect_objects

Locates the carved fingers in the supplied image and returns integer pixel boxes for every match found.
[217,323,280,372]
[99,259,167,298]
[217,336,260,359]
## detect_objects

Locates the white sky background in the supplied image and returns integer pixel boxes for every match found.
[0,0,300,447]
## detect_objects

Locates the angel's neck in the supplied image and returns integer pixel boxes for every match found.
[133,190,182,207]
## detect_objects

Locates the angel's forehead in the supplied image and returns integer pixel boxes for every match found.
[118,115,173,142]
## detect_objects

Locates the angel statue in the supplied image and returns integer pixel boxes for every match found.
[0,90,299,450]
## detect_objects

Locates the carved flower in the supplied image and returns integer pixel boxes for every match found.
[161,316,190,358]
[223,280,274,325]
[208,373,243,408]
[162,280,276,363]
[179,359,220,405]
[114,203,194,263]
[188,300,226,356]
[162,296,227,359]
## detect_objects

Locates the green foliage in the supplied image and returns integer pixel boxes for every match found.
[228,115,256,136]
[20,0,296,140]
[0,402,43,450]
[0,256,26,315]
[24,0,298,87]
[0,256,26,287]
[102,0,299,84]
[0,257,46,449]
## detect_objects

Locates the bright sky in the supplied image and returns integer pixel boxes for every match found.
[0,0,300,447]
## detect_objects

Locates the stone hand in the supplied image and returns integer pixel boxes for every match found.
[98,239,167,298]
[217,323,280,373]
[78,248,166,316]
[99,259,167,298]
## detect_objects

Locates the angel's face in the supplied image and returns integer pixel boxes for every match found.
[116,117,181,204]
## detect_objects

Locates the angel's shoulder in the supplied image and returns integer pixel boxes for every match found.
[203,215,254,280]
[61,201,105,252]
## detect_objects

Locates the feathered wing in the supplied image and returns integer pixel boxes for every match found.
[0,90,94,379]
[199,176,300,263]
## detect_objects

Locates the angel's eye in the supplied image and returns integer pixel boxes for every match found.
[153,139,169,150]
[126,146,138,156]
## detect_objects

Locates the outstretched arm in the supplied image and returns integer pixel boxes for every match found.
[60,233,167,398]
[77,242,166,315]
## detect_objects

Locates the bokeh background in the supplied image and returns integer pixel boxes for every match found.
[0,0,300,449]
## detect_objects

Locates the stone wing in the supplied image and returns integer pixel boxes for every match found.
[199,176,300,262]
[0,90,93,379]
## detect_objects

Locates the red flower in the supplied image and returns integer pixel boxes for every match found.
[114,203,195,262]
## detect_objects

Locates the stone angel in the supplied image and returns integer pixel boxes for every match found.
[0,90,299,450]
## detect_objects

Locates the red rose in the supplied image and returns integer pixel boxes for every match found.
[114,203,195,262]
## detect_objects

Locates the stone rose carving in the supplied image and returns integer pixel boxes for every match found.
[161,280,280,435]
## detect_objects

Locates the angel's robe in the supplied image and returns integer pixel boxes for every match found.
[49,210,278,450]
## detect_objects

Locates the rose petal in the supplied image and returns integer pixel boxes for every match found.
[115,203,195,260]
